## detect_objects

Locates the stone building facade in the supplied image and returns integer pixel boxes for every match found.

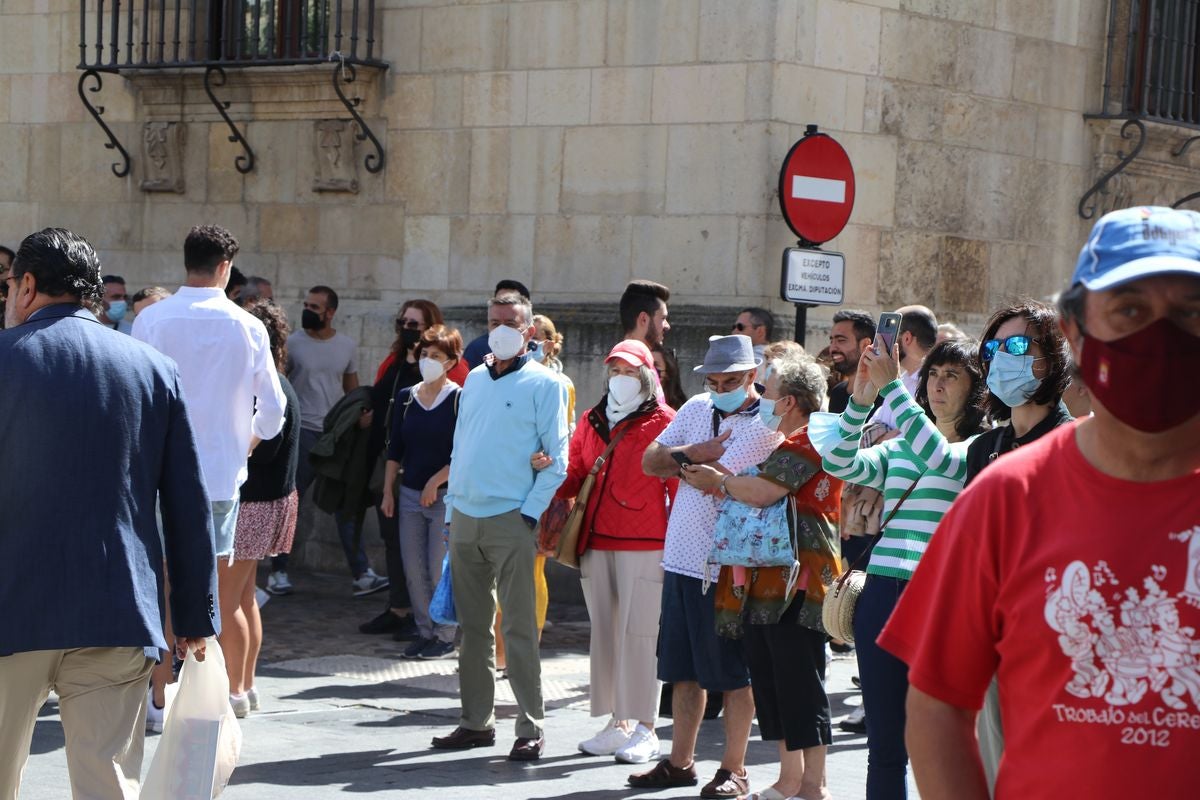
[4,1,1197,571]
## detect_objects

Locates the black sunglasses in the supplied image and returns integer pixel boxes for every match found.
[982,335,1033,362]
[394,318,422,332]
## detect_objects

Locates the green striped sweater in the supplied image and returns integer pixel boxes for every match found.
[821,379,979,581]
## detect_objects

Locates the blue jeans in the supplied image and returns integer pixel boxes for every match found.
[853,574,910,800]
[273,428,370,579]
[398,486,452,641]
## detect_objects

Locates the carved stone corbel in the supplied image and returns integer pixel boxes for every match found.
[313,120,360,193]
[140,121,186,193]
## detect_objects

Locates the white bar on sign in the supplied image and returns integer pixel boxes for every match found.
[791,175,846,204]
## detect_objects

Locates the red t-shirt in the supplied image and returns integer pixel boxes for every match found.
[879,420,1200,799]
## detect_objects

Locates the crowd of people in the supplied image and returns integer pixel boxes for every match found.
[1,203,1198,800]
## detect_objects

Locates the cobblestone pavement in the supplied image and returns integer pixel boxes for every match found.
[21,568,893,799]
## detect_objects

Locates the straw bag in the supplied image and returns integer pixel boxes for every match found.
[554,424,631,569]
[821,476,922,643]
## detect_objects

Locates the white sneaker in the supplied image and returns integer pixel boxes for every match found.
[247,686,260,711]
[255,587,270,608]
[145,688,165,734]
[266,571,292,596]
[614,724,659,764]
[578,718,631,756]
[352,568,390,597]
[229,692,250,719]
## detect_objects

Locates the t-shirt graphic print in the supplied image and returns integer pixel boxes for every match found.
[877,421,1200,799]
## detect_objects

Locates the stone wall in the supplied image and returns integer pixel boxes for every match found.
[1,0,1128,576]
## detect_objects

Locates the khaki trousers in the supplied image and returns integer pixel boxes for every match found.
[450,509,544,739]
[0,647,155,800]
[579,548,664,723]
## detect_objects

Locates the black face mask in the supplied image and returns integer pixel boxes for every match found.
[400,328,421,348]
[301,309,324,330]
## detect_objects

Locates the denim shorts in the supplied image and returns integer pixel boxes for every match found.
[656,571,750,692]
[211,498,240,557]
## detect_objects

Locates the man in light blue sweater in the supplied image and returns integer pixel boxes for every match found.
[432,292,569,761]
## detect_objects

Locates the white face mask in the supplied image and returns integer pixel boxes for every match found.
[488,324,527,361]
[419,357,446,383]
[608,374,643,407]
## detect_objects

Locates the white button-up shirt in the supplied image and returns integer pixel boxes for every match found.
[133,286,286,501]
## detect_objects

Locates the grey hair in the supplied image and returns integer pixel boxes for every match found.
[607,362,656,399]
[772,352,829,414]
[489,291,533,327]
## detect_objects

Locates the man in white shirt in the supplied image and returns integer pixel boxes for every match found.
[633,334,784,798]
[133,224,286,714]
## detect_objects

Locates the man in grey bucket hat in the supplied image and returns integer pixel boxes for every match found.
[633,334,783,798]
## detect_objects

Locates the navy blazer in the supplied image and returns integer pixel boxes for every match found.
[0,304,219,658]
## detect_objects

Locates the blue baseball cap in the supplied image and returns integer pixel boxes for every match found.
[1072,206,1200,291]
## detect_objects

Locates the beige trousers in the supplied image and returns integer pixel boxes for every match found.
[579,548,664,723]
[0,647,154,800]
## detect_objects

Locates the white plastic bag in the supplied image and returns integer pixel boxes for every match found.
[141,637,242,799]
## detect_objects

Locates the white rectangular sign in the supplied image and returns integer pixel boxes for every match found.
[780,247,845,306]
[791,175,846,204]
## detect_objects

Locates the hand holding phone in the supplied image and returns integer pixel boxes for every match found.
[875,312,902,356]
[671,451,693,468]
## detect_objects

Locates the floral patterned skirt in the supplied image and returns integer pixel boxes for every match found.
[233,490,299,562]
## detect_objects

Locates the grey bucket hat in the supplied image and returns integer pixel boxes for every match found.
[693,334,762,374]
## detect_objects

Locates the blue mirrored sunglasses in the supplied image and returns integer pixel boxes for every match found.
[982,335,1032,362]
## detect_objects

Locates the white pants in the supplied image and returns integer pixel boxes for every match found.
[580,548,664,723]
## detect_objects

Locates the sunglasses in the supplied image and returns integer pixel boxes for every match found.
[732,322,753,332]
[982,335,1033,362]
[394,318,422,331]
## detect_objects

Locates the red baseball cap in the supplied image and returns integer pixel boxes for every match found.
[606,339,655,370]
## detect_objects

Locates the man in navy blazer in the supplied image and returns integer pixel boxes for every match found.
[0,228,219,799]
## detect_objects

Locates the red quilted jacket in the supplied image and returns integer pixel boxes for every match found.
[555,398,678,553]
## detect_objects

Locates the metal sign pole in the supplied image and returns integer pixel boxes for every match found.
[793,236,819,348]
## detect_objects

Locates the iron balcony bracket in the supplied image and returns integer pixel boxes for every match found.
[1078,118,1146,220]
[203,66,255,174]
[332,61,385,174]
[1170,135,1200,209]
[78,69,132,178]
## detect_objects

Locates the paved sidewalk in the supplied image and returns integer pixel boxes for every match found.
[20,570,890,799]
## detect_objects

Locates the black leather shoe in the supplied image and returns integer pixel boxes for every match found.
[391,615,420,642]
[431,727,495,750]
[508,736,544,761]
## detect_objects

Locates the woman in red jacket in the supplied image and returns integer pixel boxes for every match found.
[557,339,677,766]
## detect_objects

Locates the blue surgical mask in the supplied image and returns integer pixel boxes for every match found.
[757,397,783,430]
[106,300,127,322]
[528,341,545,361]
[710,385,748,413]
[986,350,1041,408]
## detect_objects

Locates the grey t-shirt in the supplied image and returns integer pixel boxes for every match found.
[286,330,358,431]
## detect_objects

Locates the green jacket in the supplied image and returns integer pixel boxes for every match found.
[310,386,374,516]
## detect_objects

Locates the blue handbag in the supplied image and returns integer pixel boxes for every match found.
[429,552,457,626]
[704,467,800,593]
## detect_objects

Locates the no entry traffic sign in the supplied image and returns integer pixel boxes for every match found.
[778,129,856,245]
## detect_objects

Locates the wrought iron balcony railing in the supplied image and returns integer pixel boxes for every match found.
[78,0,385,70]
[77,0,387,178]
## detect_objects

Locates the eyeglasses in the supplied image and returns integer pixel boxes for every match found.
[982,335,1033,362]
[732,322,749,332]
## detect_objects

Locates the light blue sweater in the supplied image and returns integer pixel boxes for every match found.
[445,355,570,524]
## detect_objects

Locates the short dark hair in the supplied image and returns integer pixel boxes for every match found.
[619,279,671,334]
[832,309,876,343]
[308,285,339,311]
[900,306,938,350]
[0,245,15,263]
[131,286,170,305]
[739,306,775,340]
[980,299,1072,420]
[495,279,531,301]
[415,323,465,362]
[241,276,271,303]
[11,228,103,303]
[183,225,239,274]
[101,274,126,286]
[1057,283,1088,333]
[915,339,988,440]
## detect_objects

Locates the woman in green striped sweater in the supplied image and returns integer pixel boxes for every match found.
[820,337,988,800]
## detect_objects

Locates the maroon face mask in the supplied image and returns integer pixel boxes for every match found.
[1080,317,1200,433]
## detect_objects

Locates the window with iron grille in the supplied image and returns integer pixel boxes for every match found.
[1101,0,1200,127]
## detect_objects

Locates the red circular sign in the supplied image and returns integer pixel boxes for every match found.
[778,133,856,245]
